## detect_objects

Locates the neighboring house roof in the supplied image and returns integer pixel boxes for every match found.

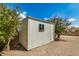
[24,16,54,24]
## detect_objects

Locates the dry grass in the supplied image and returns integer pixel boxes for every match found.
[1,35,79,56]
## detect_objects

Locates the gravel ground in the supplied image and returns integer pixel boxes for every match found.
[1,35,79,56]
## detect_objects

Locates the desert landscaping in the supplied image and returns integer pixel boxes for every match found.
[1,35,79,56]
[0,3,79,56]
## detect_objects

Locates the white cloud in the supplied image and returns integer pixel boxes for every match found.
[70,24,79,28]
[68,18,76,22]
[23,11,27,15]
[19,13,26,18]
[68,18,79,28]
[44,18,48,20]
[19,11,27,21]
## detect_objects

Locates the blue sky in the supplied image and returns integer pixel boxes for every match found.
[5,3,79,27]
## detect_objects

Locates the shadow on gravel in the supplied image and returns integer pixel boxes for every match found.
[54,38,66,42]
[10,35,26,51]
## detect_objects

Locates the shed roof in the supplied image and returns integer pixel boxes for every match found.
[24,16,54,24]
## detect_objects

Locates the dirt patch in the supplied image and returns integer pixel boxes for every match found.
[2,35,79,56]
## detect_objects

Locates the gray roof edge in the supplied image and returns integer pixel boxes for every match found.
[25,16,54,24]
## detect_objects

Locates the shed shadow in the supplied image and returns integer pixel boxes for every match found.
[10,35,26,51]
[54,38,67,42]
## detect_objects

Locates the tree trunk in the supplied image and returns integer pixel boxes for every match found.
[3,38,11,51]
[6,39,11,50]
[57,34,60,38]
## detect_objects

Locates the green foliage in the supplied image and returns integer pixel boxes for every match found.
[0,4,20,50]
[51,16,71,38]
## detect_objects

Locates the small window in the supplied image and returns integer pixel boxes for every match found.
[39,24,44,32]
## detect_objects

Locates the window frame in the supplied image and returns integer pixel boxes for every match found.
[39,24,44,32]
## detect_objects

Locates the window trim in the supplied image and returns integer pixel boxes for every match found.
[39,24,44,32]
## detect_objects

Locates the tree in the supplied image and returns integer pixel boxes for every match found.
[50,16,71,39]
[53,16,64,39]
[0,4,20,50]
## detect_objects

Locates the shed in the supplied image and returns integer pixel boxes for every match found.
[19,16,55,50]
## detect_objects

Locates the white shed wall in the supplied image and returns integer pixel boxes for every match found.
[19,20,28,49]
[50,24,55,41]
[27,18,54,50]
